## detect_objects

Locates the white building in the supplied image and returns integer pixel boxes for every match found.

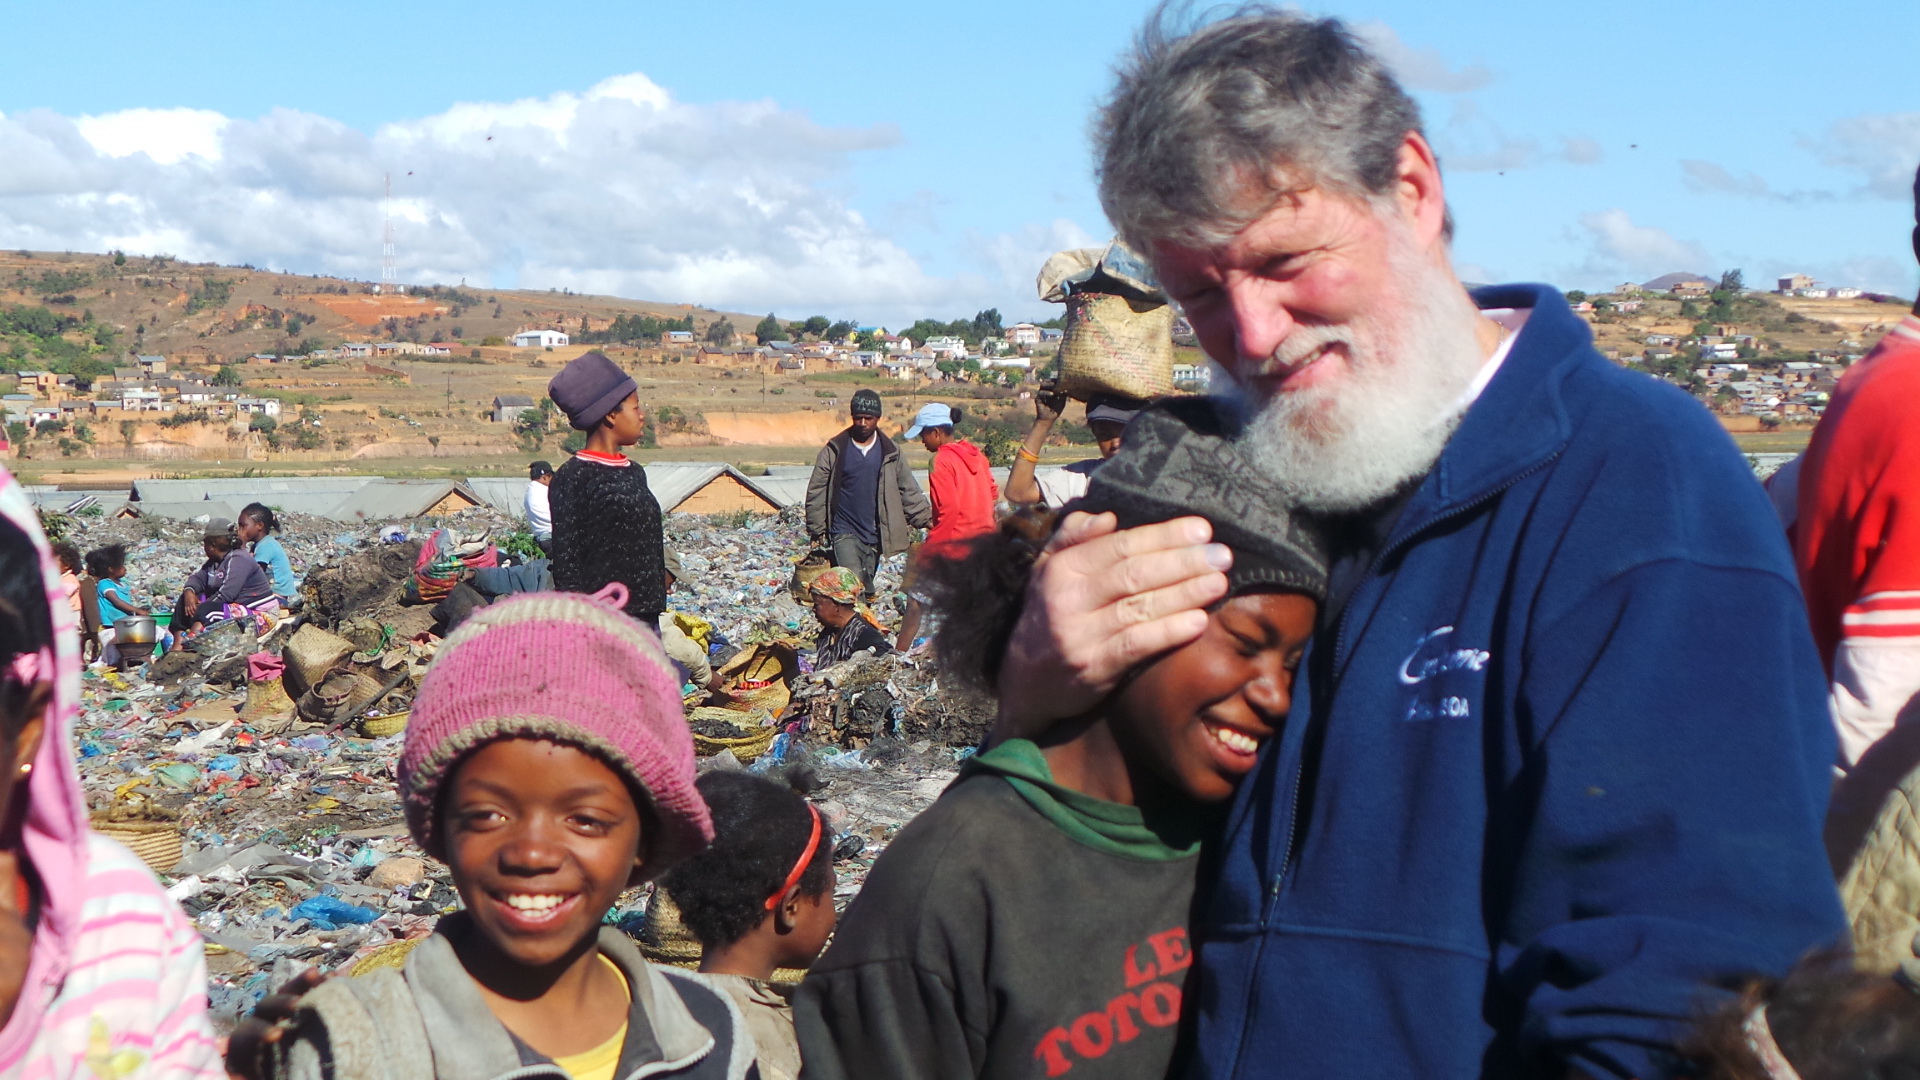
[1172,364,1212,387]
[924,335,968,359]
[235,397,283,417]
[513,329,570,348]
[1005,323,1041,347]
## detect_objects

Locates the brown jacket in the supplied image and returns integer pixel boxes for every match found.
[805,429,930,556]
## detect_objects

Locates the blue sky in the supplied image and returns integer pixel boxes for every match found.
[1,0,1914,326]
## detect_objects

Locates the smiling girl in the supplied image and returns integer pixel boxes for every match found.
[264,586,757,1080]
[794,399,1327,1080]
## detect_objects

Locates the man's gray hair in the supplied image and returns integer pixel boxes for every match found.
[1096,6,1430,252]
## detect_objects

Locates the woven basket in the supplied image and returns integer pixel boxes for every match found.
[1057,292,1176,401]
[688,707,779,763]
[297,669,390,726]
[284,625,357,697]
[237,676,295,724]
[637,889,808,987]
[788,552,834,605]
[93,818,183,875]
[717,644,795,718]
[360,710,410,738]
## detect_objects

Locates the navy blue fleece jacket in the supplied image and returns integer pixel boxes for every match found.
[1187,285,1844,1080]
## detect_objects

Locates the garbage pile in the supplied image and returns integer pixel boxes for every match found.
[52,504,986,1030]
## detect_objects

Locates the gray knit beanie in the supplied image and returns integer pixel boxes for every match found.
[1079,398,1328,600]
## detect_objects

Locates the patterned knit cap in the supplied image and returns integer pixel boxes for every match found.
[397,585,711,872]
[1081,397,1329,601]
[809,566,863,605]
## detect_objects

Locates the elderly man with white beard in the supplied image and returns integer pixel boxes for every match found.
[991,11,1845,1080]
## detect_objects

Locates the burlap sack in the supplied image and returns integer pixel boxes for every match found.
[1057,292,1176,401]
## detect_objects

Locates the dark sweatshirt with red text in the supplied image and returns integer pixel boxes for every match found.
[793,745,1203,1080]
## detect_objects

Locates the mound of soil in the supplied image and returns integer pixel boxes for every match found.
[305,540,423,627]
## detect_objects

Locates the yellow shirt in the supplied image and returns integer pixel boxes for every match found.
[551,956,630,1080]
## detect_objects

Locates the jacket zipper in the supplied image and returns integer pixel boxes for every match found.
[1270,452,1562,897]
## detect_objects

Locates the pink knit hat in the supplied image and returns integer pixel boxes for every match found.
[398,585,712,872]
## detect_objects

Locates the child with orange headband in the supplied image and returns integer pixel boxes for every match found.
[661,772,837,1080]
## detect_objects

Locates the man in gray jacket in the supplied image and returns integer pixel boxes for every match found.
[805,389,930,594]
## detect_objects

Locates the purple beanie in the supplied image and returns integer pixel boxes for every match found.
[548,350,638,431]
[397,586,711,872]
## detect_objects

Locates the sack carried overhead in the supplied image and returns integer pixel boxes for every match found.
[1039,239,1176,401]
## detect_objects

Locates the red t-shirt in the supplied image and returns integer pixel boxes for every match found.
[922,439,999,562]
[1795,313,1920,764]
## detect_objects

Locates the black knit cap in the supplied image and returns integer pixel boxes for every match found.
[1079,398,1329,601]
[850,389,883,417]
[548,350,638,431]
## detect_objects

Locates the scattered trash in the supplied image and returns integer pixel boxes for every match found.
[59,505,973,1033]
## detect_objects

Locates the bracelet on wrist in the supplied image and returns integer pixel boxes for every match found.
[1017,448,1042,464]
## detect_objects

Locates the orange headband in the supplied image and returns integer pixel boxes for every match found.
[764,803,823,911]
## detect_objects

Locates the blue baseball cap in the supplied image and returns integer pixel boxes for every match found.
[904,402,954,439]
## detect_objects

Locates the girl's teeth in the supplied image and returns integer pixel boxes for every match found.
[504,894,566,912]
[1208,724,1260,755]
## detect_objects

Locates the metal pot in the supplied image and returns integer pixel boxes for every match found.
[113,615,158,646]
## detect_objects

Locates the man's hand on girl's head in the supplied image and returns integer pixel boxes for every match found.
[991,512,1230,743]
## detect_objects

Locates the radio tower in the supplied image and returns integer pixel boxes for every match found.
[380,172,399,294]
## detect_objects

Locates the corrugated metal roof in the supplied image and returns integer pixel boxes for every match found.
[751,476,807,508]
[762,465,814,479]
[132,476,385,502]
[22,488,126,515]
[463,477,527,516]
[124,500,241,523]
[328,480,483,522]
[641,462,784,514]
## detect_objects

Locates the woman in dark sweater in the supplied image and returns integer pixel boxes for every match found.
[794,399,1329,1080]
[546,351,665,627]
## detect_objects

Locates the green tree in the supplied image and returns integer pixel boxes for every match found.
[1718,269,1745,294]
[705,318,736,346]
[826,320,857,342]
[1564,290,1587,303]
[213,365,243,387]
[6,422,26,447]
[119,420,137,446]
[801,315,830,337]
[249,414,276,434]
[754,314,788,343]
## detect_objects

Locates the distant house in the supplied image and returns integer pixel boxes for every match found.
[422,343,454,356]
[1669,280,1712,298]
[492,394,536,424]
[1701,342,1740,361]
[1777,274,1815,295]
[1611,299,1644,313]
[664,330,694,345]
[513,329,569,348]
[1645,334,1678,347]
[339,342,375,359]
[135,354,167,375]
[235,397,282,417]
[1832,286,1863,299]
[1172,363,1212,387]
[925,336,969,359]
[1615,282,1643,294]
[1005,323,1041,347]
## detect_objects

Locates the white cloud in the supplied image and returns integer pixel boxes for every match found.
[1560,137,1604,166]
[1354,23,1492,94]
[1806,111,1920,200]
[0,74,1065,323]
[1572,209,1712,280]
[1434,99,1538,172]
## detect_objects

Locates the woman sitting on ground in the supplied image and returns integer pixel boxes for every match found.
[807,567,889,667]
[177,518,277,633]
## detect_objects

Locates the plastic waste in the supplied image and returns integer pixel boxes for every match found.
[289,896,381,931]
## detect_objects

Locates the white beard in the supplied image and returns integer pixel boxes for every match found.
[1224,233,1491,514]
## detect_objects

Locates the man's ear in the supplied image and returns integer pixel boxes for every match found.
[1393,131,1449,250]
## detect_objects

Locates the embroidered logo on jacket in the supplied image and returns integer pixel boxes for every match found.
[1398,626,1490,722]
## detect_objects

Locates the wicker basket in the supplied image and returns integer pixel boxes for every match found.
[93,818,183,875]
[284,625,357,698]
[688,708,779,763]
[716,644,796,718]
[359,710,410,739]
[237,676,296,724]
[1057,292,1176,401]
[637,889,808,987]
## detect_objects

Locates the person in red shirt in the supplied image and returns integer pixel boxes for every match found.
[897,402,999,650]
[1796,163,1920,845]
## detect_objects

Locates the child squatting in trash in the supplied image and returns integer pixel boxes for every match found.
[255,584,759,1080]
[793,398,1328,1080]
[661,770,839,1080]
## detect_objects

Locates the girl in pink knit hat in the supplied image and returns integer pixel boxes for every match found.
[249,585,758,1080]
